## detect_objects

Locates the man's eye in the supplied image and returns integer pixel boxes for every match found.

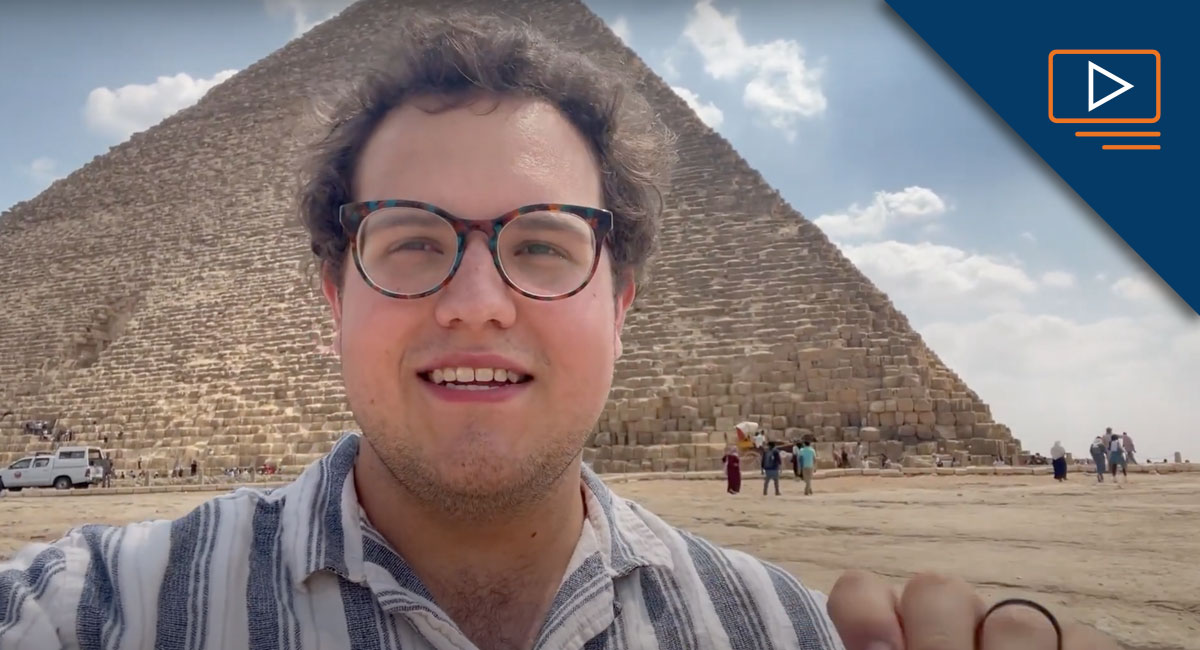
[389,240,442,253]
[516,242,564,257]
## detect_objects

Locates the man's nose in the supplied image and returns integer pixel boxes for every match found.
[433,231,518,329]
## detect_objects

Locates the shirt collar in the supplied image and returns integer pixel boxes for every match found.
[280,432,674,588]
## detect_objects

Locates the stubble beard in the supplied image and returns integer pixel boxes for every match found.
[354,405,593,524]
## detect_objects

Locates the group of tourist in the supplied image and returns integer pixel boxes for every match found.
[1090,427,1136,483]
[721,435,819,497]
[1050,427,1137,483]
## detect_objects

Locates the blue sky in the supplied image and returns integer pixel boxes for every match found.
[2,0,1197,461]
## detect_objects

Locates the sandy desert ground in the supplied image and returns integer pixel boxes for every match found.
[3,472,1197,650]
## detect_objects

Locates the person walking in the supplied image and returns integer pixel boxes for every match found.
[1089,436,1108,482]
[1109,434,1128,483]
[761,441,783,496]
[1121,431,1137,464]
[1050,440,1067,481]
[799,440,817,496]
[721,445,741,495]
[791,440,802,477]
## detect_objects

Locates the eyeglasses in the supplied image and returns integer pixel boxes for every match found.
[339,200,614,301]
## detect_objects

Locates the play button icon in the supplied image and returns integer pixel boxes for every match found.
[1088,61,1133,111]
[1049,50,1159,123]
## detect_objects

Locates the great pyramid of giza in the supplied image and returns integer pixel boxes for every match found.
[0,0,1017,476]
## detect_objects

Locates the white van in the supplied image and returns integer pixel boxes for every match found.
[0,446,103,491]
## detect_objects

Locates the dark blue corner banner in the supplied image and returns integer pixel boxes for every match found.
[885,0,1199,316]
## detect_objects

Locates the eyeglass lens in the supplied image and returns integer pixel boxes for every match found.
[357,207,598,297]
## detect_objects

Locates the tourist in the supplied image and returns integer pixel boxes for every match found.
[790,440,802,476]
[0,12,1120,650]
[1090,436,1108,482]
[721,444,741,494]
[840,447,849,469]
[1122,431,1137,464]
[761,441,783,496]
[1110,433,1128,483]
[799,440,817,496]
[1050,440,1067,481]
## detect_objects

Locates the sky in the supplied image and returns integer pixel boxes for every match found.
[1,0,1197,461]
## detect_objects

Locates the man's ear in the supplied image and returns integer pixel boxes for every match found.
[320,262,344,354]
[612,272,636,360]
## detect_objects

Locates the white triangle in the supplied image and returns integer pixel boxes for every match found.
[1088,61,1134,112]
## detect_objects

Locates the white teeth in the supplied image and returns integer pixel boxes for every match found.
[426,366,528,385]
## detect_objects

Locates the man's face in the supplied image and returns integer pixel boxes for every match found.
[323,94,634,515]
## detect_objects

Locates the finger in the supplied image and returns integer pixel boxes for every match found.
[827,569,904,650]
[978,600,1060,650]
[899,572,986,650]
[1063,621,1122,650]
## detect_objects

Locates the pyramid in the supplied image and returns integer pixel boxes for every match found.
[0,0,1017,475]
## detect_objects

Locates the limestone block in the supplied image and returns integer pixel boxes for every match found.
[897,398,914,412]
[667,458,690,472]
[859,427,881,442]
[903,411,919,425]
[934,424,957,440]
[842,427,860,442]
[918,411,936,426]
[869,400,886,413]
[879,412,896,427]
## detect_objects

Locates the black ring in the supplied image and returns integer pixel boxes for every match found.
[976,598,1063,650]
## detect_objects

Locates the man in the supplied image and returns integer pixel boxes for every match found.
[0,11,1117,650]
[762,441,783,496]
[1122,431,1137,464]
[799,440,817,496]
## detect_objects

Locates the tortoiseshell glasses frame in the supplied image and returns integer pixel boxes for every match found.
[338,200,614,301]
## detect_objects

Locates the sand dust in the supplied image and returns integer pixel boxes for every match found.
[3,472,1196,650]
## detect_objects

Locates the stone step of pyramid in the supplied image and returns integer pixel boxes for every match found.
[0,0,1015,474]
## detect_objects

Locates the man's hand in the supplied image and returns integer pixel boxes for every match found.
[826,570,1121,649]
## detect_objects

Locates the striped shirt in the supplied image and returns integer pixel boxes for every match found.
[0,433,844,649]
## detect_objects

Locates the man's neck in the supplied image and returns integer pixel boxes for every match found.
[352,440,586,648]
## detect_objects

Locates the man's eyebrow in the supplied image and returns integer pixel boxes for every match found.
[371,209,447,228]
[509,211,588,232]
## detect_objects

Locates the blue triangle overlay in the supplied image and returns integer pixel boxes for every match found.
[885,0,1199,316]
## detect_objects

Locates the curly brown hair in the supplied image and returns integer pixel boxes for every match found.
[297,10,676,295]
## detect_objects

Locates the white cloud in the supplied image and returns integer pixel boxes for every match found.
[1095,272,1108,282]
[840,240,1038,315]
[24,157,64,187]
[264,0,352,37]
[1111,275,1159,303]
[682,0,825,141]
[814,186,947,239]
[83,70,238,141]
[1020,231,1036,243]
[609,15,632,45]
[922,310,1200,462]
[670,86,724,129]
[1040,270,1075,288]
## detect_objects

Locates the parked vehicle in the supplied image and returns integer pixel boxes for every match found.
[0,446,103,491]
